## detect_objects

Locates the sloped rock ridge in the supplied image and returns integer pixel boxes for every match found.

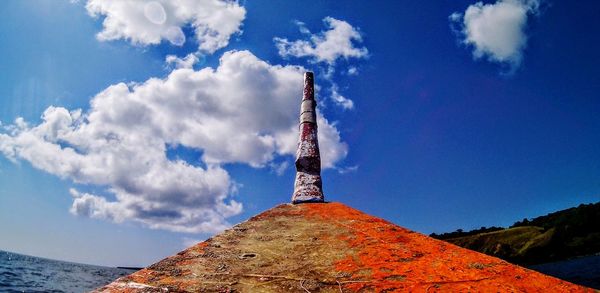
[93,203,594,292]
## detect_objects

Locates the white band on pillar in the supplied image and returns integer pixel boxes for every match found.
[300,100,316,123]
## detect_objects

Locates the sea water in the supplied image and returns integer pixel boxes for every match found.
[0,250,135,293]
[530,254,600,289]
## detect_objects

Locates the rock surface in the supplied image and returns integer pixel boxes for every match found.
[93,202,594,292]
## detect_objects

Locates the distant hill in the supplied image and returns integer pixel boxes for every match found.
[431,202,600,265]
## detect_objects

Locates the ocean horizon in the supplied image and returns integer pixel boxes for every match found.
[0,250,136,293]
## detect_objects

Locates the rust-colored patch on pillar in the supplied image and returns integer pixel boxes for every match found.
[292,72,324,204]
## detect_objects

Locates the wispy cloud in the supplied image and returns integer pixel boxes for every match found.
[274,17,368,65]
[269,161,289,176]
[274,17,367,110]
[337,165,358,174]
[330,84,354,110]
[165,53,201,69]
[182,237,203,248]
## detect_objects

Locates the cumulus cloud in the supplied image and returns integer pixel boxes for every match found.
[85,0,246,53]
[0,50,348,233]
[274,17,368,64]
[450,0,540,70]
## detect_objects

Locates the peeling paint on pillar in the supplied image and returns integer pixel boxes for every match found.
[292,72,324,204]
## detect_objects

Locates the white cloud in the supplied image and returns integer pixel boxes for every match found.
[85,0,246,53]
[0,50,348,233]
[292,20,311,35]
[330,84,354,110]
[274,17,365,110]
[69,188,128,223]
[450,0,540,70]
[347,67,358,76]
[274,17,368,64]
[165,53,200,69]
[269,161,289,176]
[336,165,358,174]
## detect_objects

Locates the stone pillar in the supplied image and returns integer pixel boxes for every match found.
[292,72,324,203]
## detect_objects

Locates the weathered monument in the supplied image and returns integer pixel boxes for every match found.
[93,73,592,292]
[292,72,324,204]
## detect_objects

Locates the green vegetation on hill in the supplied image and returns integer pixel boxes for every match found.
[431,202,600,265]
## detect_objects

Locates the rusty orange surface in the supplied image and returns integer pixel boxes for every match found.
[94,202,595,292]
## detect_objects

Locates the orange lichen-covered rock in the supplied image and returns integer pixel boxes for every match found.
[93,203,595,292]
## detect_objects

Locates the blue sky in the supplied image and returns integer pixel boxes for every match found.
[0,0,599,267]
